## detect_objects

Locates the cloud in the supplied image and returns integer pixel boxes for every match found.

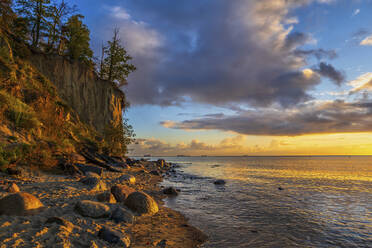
[349,72,372,93]
[360,35,372,46]
[352,9,360,16]
[294,49,337,60]
[99,0,344,107]
[109,6,130,20]
[128,135,247,155]
[161,99,372,136]
[313,62,345,85]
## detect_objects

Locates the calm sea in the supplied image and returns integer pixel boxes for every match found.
[141,156,372,248]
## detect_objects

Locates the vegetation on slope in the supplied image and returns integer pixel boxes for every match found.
[0,0,136,170]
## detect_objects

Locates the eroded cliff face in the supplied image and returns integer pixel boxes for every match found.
[29,53,125,134]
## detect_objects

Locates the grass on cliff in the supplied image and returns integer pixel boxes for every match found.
[0,90,40,130]
[0,49,105,170]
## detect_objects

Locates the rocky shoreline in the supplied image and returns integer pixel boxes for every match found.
[0,154,207,247]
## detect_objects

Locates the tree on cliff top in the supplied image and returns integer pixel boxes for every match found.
[15,0,51,48]
[64,14,93,64]
[99,28,136,86]
[45,0,77,52]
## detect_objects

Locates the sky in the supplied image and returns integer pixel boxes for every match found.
[66,0,372,156]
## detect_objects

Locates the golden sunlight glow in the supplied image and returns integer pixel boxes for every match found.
[302,69,314,79]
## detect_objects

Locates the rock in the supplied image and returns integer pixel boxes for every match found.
[62,163,83,176]
[125,158,134,165]
[125,192,159,215]
[6,183,20,193]
[70,153,86,163]
[74,200,110,218]
[75,164,103,176]
[0,193,43,215]
[45,217,74,231]
[213,179,226,185]
[79,176,107,191]
[154,239,167,248]
[162,187,179,196]
[97,192,116,203]
[278,187,284,190]
[6,167,22,176]
[110,185,135,202]
[85,171,100,178]
[117,174,136,184]
[98,226,130,247]
[111,206,134,224]
[157,159,166,167]
[150,170,161,176]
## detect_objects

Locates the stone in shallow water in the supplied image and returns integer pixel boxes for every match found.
[150,170,161,176]
[74,200,110,218]
[125,191,159,215]
[213,179,226,185]
[162,187,179,196]
[98,225,131,247]
[111,206,134,224]
[0,192,43,215]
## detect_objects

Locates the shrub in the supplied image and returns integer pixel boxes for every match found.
[0,90,40,130]
[0,143,32,168]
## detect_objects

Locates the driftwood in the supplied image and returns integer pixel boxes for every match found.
[80,150,123,173]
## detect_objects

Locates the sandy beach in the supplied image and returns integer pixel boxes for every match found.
[0,159,207,248]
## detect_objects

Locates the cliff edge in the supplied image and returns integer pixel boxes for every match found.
[29,53,126,135]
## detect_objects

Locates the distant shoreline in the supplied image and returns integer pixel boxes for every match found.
[130,155,371,158]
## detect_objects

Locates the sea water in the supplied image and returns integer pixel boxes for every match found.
[148,156,372,247]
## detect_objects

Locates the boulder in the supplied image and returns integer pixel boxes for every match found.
[111,206,134,224]
[117,174,136,184]
[75,164,103,176]
[97,192,116,203]
[6,183,20,193]
[45,217,74,231]
[6,167,22,176]
[162,187,179,196]
[213,179,226,185]
[150,170,161,176]
[154,239,167,248]
[74,200,110,218]
[0,193,43,215]
[79,176,107,191]
[110,185,135,202]
[125,192,159,215]
[70,153,86,163]
[98,225,130,247]
[85,171,100,178]
[157,159,166,167]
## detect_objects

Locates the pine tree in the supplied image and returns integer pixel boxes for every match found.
[64,14,93,64]
[15,0,51,48]
[46,0,76,52]
[100,28,136,86]
[0,0,15,59]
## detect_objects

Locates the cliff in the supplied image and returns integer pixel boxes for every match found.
[29,53,126,134]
